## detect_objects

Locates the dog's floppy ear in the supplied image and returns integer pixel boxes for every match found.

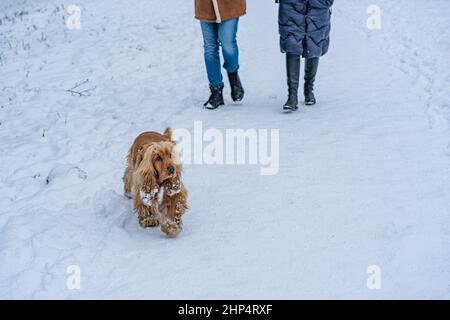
[163,127,174,142]
[135,144,158,191]
[134,143,150,168]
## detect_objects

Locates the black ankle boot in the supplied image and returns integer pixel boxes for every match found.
[227,72,244,102]
[204,85,225,110]
[283,54,301,112]
[304,57,319,105]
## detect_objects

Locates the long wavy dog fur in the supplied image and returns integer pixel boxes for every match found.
[123,128,188,237]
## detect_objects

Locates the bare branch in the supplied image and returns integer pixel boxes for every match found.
[65,79,96,97]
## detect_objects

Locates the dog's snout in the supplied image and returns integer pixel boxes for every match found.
[167,166,175,175]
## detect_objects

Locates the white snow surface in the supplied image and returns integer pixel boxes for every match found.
[1,0,450,299]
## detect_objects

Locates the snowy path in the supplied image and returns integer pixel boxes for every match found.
[1,0,449,299]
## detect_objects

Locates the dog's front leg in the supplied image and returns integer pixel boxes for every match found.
[139,185,159,207]
[160,182,188,237]
[133,185,160,228]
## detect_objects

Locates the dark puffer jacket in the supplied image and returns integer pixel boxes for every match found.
[277,0,333,57]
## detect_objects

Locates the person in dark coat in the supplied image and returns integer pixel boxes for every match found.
[276,0,334,111]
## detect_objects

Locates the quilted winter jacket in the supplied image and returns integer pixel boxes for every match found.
[277,0,333,57]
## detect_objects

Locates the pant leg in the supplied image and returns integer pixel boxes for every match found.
[218,18,239,73]
[200,21,223,87]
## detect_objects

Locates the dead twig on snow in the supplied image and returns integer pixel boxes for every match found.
[66,79,96,97]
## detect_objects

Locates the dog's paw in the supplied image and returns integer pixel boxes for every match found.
[161,220,182,237]
[165,179,182,197]
[139,216,160,228]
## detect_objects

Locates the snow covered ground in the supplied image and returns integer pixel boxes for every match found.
[1,0,449,299]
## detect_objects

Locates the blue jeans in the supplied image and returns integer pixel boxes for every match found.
[200,18,240,88]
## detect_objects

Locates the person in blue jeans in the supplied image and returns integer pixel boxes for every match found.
[195,0,246,109]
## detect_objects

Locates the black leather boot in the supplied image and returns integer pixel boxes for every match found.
[283,54,301,112]
[304,57,319,105]
[227,72,244,102]
[203,85,225,110]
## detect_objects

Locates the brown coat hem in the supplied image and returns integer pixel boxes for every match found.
[195,0,246,23]
[194,12,246,23]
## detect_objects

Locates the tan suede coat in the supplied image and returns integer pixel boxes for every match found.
[195,0,246,23]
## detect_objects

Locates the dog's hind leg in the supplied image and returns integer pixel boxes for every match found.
[123,165,133,199]
[160,185,188,237]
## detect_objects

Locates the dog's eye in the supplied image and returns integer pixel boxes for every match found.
[155,155,162,161]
